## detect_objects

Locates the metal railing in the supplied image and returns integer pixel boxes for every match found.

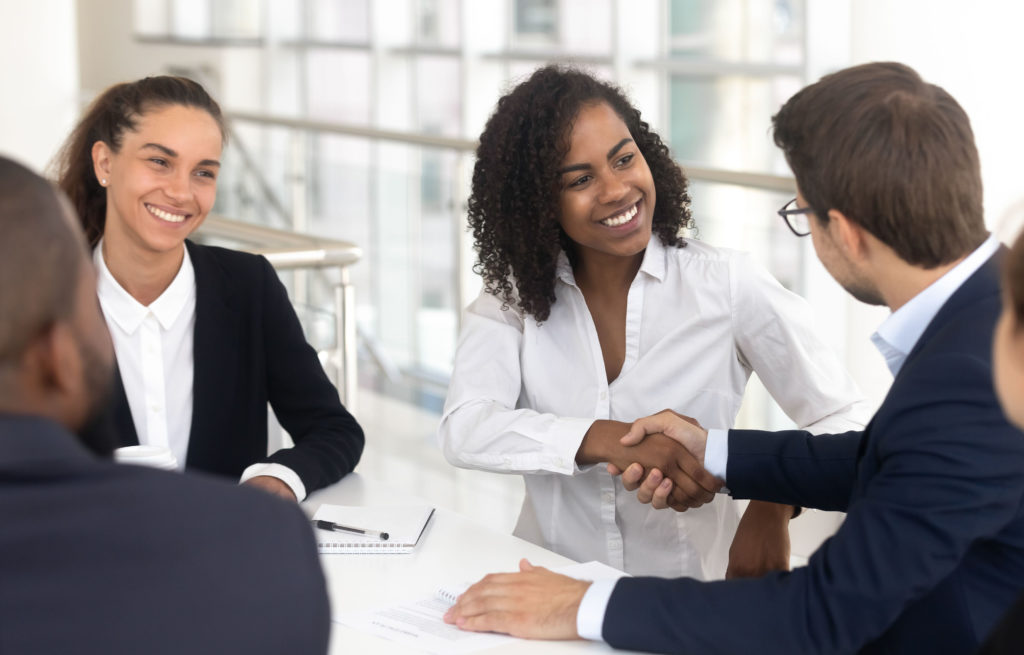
[198,214,362,412]
[225,110,795,193]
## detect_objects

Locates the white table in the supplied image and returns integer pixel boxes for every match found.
[304,473,641,654]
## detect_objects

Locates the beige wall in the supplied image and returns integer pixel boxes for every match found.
[0,0,79,172]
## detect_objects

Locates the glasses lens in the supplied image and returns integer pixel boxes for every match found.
[790,211,809,235]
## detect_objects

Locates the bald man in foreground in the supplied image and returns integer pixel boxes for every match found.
[0,156,330,654]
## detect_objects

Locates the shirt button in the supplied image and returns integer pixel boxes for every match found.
[599,391,608,400]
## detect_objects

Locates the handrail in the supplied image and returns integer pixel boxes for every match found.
[227,111,478,151]
[225,111,794,193]
[200,215,362,265]
[197,214,361,411]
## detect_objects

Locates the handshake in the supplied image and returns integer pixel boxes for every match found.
[579,410,725,512]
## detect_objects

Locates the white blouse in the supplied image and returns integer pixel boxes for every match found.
[94,243,306,499]
[439,235,870,579]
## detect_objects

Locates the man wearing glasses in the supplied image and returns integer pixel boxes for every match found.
[444,62,1024,654]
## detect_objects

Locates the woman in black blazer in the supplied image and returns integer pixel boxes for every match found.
[53,76,363,500]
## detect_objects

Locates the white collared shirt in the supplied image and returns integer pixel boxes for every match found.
[94,242,306,499]
[440,235,868,582]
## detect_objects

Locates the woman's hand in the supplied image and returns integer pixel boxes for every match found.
[243,475,298,502]
[578,419,722,511]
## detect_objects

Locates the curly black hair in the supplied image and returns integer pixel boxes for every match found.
[468,65,694,322]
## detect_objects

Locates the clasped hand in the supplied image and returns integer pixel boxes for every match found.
[608,409,721,511]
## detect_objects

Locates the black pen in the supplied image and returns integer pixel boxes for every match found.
[312,519,389,541]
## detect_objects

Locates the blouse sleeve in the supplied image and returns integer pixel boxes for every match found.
[437,290,594,476]
[259,256,365,493]
[729,252,872,434]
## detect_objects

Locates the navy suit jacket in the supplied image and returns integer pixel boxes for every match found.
[89,241,364,494]
[0,415,330,654]
[604,252,1024,654]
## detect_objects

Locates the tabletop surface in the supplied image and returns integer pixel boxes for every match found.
[304,473,641,654]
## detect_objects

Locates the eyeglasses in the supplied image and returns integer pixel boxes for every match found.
[777,198,813,237]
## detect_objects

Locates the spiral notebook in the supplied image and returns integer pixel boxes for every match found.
[312,504,435,554]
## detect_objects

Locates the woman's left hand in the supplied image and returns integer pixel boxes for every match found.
[243,475,298,502]
[726,500,793,579]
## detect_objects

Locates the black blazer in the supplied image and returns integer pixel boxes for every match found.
[93,241,364,494]
[0,415,330,654]
[604,252,1024,654]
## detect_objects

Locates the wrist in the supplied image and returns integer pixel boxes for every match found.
[576,420,629,465]
[746,500,794,522]
[693,428,709,465]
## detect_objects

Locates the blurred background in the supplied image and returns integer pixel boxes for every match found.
[3,0,1021,555]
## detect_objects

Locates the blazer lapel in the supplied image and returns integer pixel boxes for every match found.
[900,248,1004,374]
[854,249,1004,478]
[109,364,140,447]
[184,241,241,468]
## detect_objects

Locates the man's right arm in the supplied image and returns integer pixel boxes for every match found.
[616,411,860,512]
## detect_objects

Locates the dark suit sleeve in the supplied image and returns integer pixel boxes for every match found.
[603,350,1024,655]
[256,256,365,493]
[726,428,862,511]
[977,592,1024,654]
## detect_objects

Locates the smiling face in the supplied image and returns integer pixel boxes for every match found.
[556,101,656,264]
[92,103,222,259]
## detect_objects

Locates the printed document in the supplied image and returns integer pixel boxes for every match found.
[334,560,626,654]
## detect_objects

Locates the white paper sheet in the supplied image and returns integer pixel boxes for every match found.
[333,560,627,654]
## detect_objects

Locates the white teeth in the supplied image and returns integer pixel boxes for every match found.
[146,204,187,223]
[601,204,638,227]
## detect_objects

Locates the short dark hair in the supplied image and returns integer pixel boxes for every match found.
[0,157,84,369]
[468,65,693,321]
[50,75,226,248]
[772,62,986,267]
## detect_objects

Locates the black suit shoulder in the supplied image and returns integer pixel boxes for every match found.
[0,423,330,654]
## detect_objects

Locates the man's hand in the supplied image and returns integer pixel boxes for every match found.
[726,500,793,579]
[443,559,589,640]
[243,475,298,502]
[579,419,721,511]
[606,410,717,510]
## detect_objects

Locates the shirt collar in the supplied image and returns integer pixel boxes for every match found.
[555,234,668,287]
[871,234,1001,376]
[93,240,196,334]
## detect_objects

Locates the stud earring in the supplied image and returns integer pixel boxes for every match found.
[100,178,107,186]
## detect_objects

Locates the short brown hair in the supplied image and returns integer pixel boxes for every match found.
[50,76,226,248]
[772,62,986,267]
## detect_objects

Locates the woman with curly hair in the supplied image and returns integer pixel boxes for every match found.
[438,65,869,580]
